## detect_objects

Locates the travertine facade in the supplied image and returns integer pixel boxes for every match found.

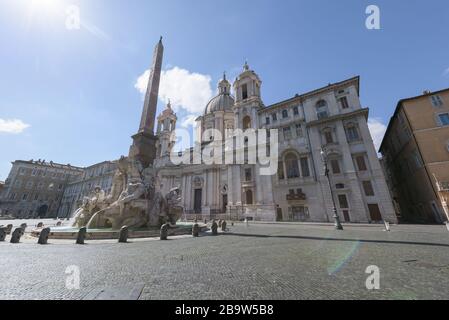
[0,160,83,218]
[380,88,449,223]
[154,64,397,223]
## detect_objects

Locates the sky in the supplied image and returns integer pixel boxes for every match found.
[0,0,448,180]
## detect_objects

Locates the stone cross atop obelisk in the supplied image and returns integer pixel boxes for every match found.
[129,37,164,168]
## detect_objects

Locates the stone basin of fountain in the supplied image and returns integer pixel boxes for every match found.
[31,222,208,240]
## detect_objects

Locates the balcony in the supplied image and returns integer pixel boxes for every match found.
[286,189,307,201]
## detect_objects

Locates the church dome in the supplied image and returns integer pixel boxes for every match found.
[205,73,235,114]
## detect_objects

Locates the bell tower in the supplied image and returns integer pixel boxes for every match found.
[156,100,177,157]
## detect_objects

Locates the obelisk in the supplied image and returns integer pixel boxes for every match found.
[129,37,164,168]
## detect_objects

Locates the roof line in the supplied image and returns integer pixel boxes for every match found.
[379,86,449,152]
[263,76,360,111]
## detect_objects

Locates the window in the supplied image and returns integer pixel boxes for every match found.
[282,110,289,118]
[265,117,270,125]
[355,155,368,171]
[289,206,310,221]
[293,106,299,116]
[330,159,341,174]
[286,153,300,179]
[295,124,303,137]
[277,161,285,180]
[324,130,333,144]
[438,113,449,126]
[336,183,345,189]
[245,168,252,182]
[338,195,349,209]
[346,126,360,142]
[26,181,33,189]
[243,116,251,129]
[362,181,375,196]
[272,113,277,122]
[242,84,248,100]
[283,126,292,140]
[339,96,349,109]
[300,157,310,177]
[316,100,329,119]
[34,194,39,201]
[22,193,28,201]
[431,95,444,107]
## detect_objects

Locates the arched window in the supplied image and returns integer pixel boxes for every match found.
[316,100,329,119]
[285,153,300,179]
[243,116,251,129]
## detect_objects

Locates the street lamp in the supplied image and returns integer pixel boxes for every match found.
[320,147,343,230]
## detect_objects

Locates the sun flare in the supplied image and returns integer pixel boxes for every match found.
[28,0,64,17]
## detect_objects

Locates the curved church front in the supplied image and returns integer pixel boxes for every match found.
[154,63,397,224]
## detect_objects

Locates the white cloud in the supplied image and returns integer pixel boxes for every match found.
[135,66,213,114]
[368,118,387,152]
[181,114,199,128]
[0,119,30,134]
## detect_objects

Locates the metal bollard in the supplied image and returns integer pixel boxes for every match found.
[0,227,6,241]
[118,226,129,243]
[192,223,200,237]
[10,228,24,243]
[38,227,51,245]
[76,227,87,244]
[211,220,218,235]
[160,223,169,240]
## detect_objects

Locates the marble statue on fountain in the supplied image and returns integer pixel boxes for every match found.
[71,156,183,230]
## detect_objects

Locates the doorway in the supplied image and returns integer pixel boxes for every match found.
[194,189,202,214]
[368,204,382,221]
[245,190,253,205]
[37,204,48,218]
[222,194,228,213]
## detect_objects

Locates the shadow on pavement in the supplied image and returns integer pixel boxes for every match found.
[223,232,449,248]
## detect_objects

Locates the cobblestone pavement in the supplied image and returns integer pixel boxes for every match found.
[1,221,449,300]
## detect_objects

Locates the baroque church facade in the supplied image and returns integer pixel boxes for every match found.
[154,61,397,223]
[0,39,397,224]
